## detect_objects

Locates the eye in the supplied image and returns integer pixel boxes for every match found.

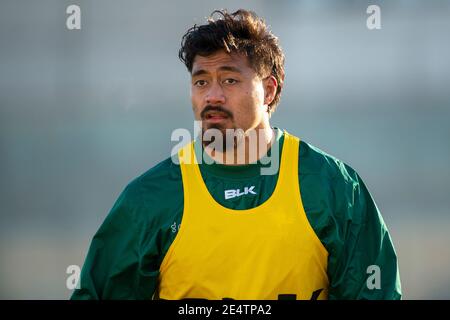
[223,78,238,85]
[194,79,207,87]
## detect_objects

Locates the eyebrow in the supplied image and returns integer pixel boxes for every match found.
[191,66,242,77]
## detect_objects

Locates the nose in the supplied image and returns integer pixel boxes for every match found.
[205,81,225,105]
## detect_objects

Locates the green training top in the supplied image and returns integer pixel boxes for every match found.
[71,128,402,300]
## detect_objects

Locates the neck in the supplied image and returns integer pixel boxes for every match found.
[204,125,274,166]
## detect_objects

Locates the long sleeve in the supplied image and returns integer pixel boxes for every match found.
[327,170,402,300]
[70,184,159,300]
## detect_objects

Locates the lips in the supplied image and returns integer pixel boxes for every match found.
[204,111,228,122]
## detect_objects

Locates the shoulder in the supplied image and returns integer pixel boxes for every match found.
[132,156,182,191]
[299,139,359,184]
[297,139,366,225]
[111,156,183,226]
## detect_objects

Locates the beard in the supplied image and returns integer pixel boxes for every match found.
[200,105,241,152]
[201,123,247,153]
[202,124,232,152]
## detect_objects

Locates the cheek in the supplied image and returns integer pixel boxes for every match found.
[241,83,265,116]
[191,90,201,114]
[242,80,263,102]
[252,82,266,104]
[234,90,264,124]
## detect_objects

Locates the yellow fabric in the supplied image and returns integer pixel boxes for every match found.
[158,132,329,300]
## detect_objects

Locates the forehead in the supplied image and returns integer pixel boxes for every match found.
[191,50,253,74]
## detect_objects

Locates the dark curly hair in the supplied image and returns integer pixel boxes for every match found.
[179,9,285,113]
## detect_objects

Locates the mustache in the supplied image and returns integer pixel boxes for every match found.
[200,105,233,119]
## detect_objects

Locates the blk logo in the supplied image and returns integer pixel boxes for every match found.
[224,186,257,200]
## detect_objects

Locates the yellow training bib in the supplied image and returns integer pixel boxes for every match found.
[158,132,329,300]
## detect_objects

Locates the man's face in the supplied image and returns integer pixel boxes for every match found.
[190,50,270,141]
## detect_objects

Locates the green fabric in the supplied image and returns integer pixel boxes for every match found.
[71,128,401,300]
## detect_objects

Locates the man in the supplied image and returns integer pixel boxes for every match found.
[71,9,401,300]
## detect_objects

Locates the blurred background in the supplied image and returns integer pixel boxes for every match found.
[1,0,449,299]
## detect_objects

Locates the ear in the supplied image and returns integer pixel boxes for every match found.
[263,75,278,107]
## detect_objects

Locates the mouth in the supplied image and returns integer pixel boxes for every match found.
[203,112,229,123]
